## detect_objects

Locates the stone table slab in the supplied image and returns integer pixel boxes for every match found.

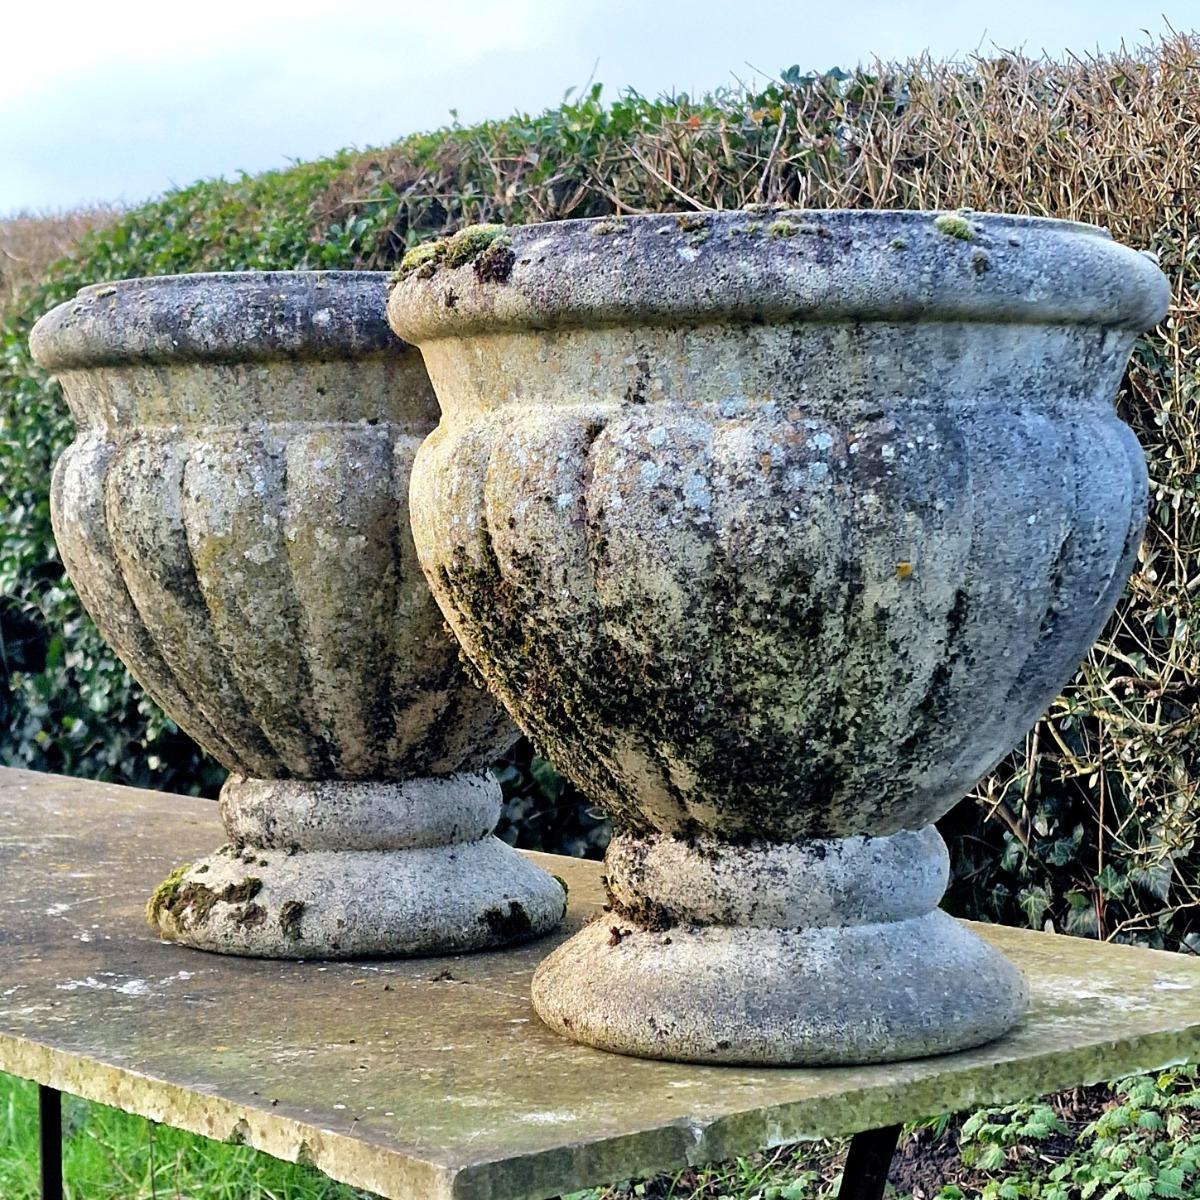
[0,766,1197,1200]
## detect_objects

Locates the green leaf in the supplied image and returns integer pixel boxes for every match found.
[1152,1168,1186,1197]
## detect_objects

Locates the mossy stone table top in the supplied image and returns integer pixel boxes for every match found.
[1,766,1198,1200]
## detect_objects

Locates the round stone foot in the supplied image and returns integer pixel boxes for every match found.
[147,773,566,958]
[149,838,566,957]
[531,828,1028,1065]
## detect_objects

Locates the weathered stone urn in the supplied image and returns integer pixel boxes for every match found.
[30,271,566,958]
[387,211,1169,1064]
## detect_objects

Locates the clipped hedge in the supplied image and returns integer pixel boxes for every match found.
[1,35,1197,951]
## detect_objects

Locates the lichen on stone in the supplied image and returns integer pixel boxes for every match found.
[592,219,626,236]
[222,877,263,906]
[934,213,976,241]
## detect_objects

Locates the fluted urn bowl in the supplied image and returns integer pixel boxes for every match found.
[388,211,1169,1064]
[30,271,566,958]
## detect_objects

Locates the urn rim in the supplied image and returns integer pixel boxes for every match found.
[386,207,1169,343]
[30,270,411,370]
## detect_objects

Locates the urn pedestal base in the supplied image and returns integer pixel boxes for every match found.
[148,773,566,959]
[531,827,1028,1065]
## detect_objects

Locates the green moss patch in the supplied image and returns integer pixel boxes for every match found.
[934,213,976,240]
[145,862,191,926]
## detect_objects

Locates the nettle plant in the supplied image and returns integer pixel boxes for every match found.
[944,1069,1200,1200]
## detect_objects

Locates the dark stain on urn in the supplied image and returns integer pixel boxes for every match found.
[607,895,675,931]
[160,876,263,930]
[434,404,895,839]
[435,504,629,819]
[623,357,652,405]
[482,900,534,941]
[426,370,1141,847]
[279,899,306,940]
[236,903,267,929]
[474,243,516,285]
[220,877,263,905]
[603,857,676,930]
[897,585,971,762]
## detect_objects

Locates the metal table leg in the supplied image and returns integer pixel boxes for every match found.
[838,1124,902,1200]
[38,1084,62,1200]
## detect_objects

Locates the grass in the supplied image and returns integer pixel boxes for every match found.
[0,1072,375,1200]
[3,1067,1198,1199]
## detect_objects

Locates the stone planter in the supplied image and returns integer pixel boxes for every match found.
[387,211,1169,1064]
[30,271,566,958]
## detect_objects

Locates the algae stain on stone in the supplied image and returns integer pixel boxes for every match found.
[226,1117,251,1146]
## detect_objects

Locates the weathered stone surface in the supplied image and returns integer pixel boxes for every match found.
[603,826,949,928]
[219,773,501,851]
[542,824,1027,1063]
[150,832,565,959]
[30,272,562,957]
[533,911,1027,1065]
[388,210,1170,1061]
[1,768,1198,1200]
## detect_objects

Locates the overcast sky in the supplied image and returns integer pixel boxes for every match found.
[1,0,1192,215]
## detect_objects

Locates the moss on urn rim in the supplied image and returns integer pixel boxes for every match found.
[934,212,977,241]
[385,208,1168,345]
[393,224,514,283]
